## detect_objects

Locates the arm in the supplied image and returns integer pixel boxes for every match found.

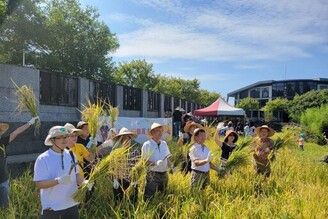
[9,123,30,143]
[35,179,60,189]
[193,159,209,166]
[214,129,222,147]
[76,174,84,185]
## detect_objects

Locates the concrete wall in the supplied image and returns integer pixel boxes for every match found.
[0,63,198,159]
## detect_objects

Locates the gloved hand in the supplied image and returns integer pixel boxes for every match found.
[28,116,39,126]
[156,160,164,167]
[82,180,94,191]
[86,137,95,149]
[131,181,138,188]
[102,139,113,148]
[113,179,119,189]
[178,131,183,140]
[206,152,214,163]
[56,174,71,184]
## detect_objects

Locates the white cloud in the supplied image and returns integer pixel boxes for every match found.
[111,0,328,62]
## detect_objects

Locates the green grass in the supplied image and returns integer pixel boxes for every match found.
[2,134,328,219]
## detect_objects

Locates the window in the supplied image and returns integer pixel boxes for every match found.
[40,71,78,106]
[147,91,159,111]
[123,86,141,110]
[250,88,260,98]
[239,90,248,99]
[318,84,328,90]
[90,81,116,106]
[261,88,269,98]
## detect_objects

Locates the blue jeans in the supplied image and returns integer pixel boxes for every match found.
[173,121,181,137]
[0,180,9,209]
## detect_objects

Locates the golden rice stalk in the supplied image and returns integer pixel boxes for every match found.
[235,136,253,151]
[225,149,250,172]
[125,159,147,197]
[269,129,297,160]
[108,105,119,129]
[12,79,41,135]
[73,145,129,203]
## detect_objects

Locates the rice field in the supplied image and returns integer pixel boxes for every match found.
[2,132,328,219]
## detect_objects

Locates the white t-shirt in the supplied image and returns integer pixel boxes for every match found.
[33,149,79,211]
[189,143,210,172]
[141,139,171,172]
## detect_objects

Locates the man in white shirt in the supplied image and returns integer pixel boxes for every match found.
[33,126,90,219]
[141,123,172,201]
[189,128,219,189]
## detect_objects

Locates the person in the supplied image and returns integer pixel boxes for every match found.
[172,107,182,138]
[252,125,275,177]
[244,122,251,136]
[0,116,39,209]
[297,133,305,151]
[141,123,172,201]
[64,123,95,177]
[76,121,94,179]
[181,112,193,132]
[33,126,92,219]
[189,128,219,189]
[227,121,234,131]
[177,121,203,175]
[111,127,140,204]
[249,121,255,137]
[214,129,238,174]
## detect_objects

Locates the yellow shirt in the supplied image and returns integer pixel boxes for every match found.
[70,143,90,176]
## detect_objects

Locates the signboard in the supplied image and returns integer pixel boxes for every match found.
[96,116,172,144]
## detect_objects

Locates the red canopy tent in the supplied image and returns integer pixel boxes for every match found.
[193,97,244,116]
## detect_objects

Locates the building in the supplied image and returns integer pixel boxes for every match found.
[227,78,328,121]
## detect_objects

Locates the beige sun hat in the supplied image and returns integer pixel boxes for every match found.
[112,127,137,141]
[64,123,83,135]
[76,121,88,129]
[183,121,203,133]
[255,125,275,137]
[44,126,69,146]
[146,123,169,138]
[0,123,9,136]
[190,127,210,143]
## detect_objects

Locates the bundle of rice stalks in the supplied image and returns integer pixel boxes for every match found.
[125,159,147,197]
[269,129,297,160]
[108,105,119,129]
[80,98,107,153]
[224,149,250,172]
[12,80,41,135]
[235,136,253,151]
[74,145,129,203]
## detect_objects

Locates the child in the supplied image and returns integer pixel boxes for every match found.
[252,125,275,177]
[297,134,305,151]
[214,129,238,174]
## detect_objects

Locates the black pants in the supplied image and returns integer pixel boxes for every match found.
[42,205,79,219]
[113,178,138,205]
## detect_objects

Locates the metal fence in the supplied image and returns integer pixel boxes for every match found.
[147,91,159,111]
[123,86,142,110]
[89,80,116,106]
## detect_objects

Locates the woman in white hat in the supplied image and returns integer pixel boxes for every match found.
[111,127,139,204]
[33,126,88,219]
[252,125,275,177]
[141,122,172,201]
[0,116,39,209]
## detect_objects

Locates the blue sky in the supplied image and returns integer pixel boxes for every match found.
[80,0,328,100]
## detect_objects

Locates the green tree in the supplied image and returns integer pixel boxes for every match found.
[300,104,328,145]
[288,89,328,122]
[114,59,158,90]
[262,98,289,122]
[236,97,260,110]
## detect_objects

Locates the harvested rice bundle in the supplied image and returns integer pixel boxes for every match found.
[269,129,297,160]
[108,105,119,129]
[80,98,106,153]
[12,80,41,135]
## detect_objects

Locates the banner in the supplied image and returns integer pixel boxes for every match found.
[96,116,172,144]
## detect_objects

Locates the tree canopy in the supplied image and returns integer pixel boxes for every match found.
[236,97,260,111]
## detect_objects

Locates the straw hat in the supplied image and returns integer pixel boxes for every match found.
[44,126,69,146]
[191,127,210,142]
[64,123,83,135]
[112,127,137,141]
[146,123,169,138]
[254,125,275,137]
[184,121,203,133]
[76,121,88,129]
[224,130,238,143]
[0,123,9,136]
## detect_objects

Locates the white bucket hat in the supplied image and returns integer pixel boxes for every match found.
[64,123,83,135]
[76,121,88,129]
[146,123,169,138]
[44,126,69,146]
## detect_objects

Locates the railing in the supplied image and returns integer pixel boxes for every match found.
[123,86,141,110]
[147,91,159,111]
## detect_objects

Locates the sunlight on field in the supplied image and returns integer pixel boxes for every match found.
[2,132,328,219]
